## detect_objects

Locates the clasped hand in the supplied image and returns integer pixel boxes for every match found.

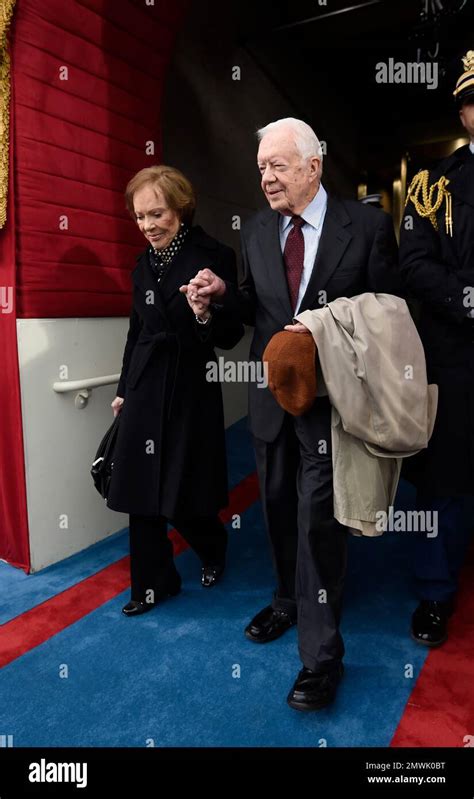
[179,268,224,318]
[179,268,309,333]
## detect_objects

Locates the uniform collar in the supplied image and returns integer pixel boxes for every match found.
[280,183,328,232]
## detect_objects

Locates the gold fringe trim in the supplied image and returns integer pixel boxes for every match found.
[0,0,17,229]
[405,170,453,237]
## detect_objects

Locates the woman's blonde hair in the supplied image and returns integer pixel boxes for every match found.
[125,165,196,224]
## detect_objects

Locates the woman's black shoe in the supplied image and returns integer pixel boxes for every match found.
[122,600,155,616]
[122,581,181,616]
[201,562,225,588]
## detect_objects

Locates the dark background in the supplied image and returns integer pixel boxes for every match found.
[162,0,474,250]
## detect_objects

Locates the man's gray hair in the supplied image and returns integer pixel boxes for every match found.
[256,118,323,167]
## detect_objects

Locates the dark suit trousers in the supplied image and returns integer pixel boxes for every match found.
[253,396,348,672]
[128,514,227,601]
[411,493,474,602]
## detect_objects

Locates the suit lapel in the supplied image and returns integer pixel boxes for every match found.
[258,210,293,319]
[132,250,169,323]
[298,196,352,312]
[158,230,220,307]
[447,146,474,209]
[132,230,220,323]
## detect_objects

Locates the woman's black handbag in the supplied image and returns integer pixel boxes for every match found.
[91,414,121,500]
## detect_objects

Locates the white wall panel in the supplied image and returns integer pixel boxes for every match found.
[16,318,251,571]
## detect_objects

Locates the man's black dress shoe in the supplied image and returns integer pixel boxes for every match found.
[411,599,454,647]
[244,605,296,643]
[201,562,225,588]
[122,580,181,616]
[287,663,344,712]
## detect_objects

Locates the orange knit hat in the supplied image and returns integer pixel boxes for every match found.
[262,331,317,416]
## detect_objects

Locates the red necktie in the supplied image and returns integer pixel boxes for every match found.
[283,215,305,312]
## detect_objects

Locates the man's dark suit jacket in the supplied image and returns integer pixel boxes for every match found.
[223,195,400,443]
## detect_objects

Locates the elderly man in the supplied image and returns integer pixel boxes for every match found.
[184,118,399,710]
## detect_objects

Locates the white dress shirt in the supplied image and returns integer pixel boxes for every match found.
[470,141,474,154]
[279,184,328,314]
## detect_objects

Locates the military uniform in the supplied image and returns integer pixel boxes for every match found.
[399,51,474,642]
[401,143,474,498]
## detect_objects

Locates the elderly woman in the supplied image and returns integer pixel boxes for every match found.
[107,165,244,616]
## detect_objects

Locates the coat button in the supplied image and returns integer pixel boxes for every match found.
[445,297,452,303]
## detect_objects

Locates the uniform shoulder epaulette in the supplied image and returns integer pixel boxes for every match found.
[405,169,453,236]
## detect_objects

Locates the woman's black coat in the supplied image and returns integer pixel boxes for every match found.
[106,226,244,518]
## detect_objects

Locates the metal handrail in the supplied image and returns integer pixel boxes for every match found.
[53,374,120,393]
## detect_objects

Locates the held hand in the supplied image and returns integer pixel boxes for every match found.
[111,396,124,417]
[284,323,310,334]
[179,283,212,318]
[191,268,226,299]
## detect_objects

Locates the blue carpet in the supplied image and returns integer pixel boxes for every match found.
[0,530,129,625]
[0,417,428,746]
[0,418,256,625]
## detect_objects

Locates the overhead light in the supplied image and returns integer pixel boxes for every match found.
[272,0,383,32]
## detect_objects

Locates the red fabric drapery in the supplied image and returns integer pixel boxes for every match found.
[0,36,30,570]
[0,0,189,571]
[14,0,190,318]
